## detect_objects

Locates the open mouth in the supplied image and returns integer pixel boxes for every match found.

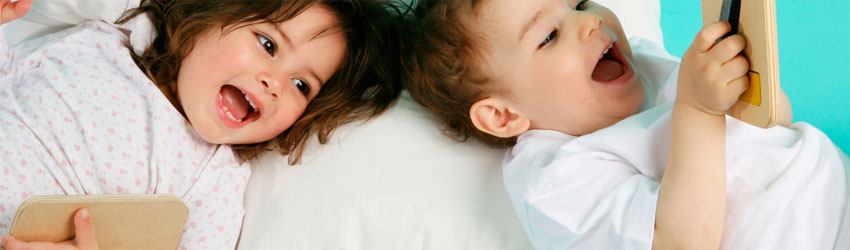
[217,84,261,128]
[591,42,631,83]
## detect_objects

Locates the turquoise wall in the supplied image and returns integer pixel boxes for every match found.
[660,0,850,154]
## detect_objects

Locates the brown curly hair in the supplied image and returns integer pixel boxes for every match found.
[118,0,409,164]
[403,0,516,148]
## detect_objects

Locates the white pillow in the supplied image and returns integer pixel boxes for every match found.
[239,92,532,249]
[7,0,151,55]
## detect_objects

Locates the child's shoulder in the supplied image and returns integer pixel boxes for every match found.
[58,20,127,45]
[506,103,676,169]
[66,20,127,39]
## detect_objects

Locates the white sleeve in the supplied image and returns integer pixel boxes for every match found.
[505,151,659,250]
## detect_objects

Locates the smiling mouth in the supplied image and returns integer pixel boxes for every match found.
[591,42,628,83]
[218,85,260,126]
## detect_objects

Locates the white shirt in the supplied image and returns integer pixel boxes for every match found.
[0,21,250,250]
[503,38,850,250]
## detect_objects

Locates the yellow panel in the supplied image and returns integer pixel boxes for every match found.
[739,71,761,106]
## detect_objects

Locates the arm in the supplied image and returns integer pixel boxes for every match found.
[653,22,749,249]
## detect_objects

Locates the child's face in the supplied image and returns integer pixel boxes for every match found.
[475,0,644,136]
[175,4,346,144]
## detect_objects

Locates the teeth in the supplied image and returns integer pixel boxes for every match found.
[245,94,258,111]
[219,93,243,123]
[225,110,242,123]
[601,44,613,59]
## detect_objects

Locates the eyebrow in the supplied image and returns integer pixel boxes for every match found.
[519,9,544,43]
[272,21,341,46]
[271,24,332,87]
[272,25,294,51]
[310,24,343,42]
[308,68,323,88]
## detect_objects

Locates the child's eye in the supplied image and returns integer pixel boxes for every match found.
[575,0,589,11]
[256,33,276,55]
[292,78,311,97]
[539,29,558,49]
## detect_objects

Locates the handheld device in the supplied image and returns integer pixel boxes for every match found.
[702,0,782,128]
[7,194,188,250]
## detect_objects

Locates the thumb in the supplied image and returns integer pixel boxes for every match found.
[73,208,100,250]
[0,0,32,24]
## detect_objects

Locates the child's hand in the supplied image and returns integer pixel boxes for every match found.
[0,0,31,25]
[677,21,749,116]
[1,208,100,250]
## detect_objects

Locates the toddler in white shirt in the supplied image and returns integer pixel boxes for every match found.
[405,0,850,249]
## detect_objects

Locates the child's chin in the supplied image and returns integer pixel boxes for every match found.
[193,125,229,144]
[198,133,226,145]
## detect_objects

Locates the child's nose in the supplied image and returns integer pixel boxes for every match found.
[257,73,282,99]
[578,13,602,43]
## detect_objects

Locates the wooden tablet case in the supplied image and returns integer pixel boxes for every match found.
[702,0,781,128]
[7,195,188,250]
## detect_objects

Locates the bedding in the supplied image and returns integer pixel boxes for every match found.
[7,0,151,55]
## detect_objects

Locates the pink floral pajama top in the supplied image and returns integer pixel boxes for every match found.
[0,21,250,250]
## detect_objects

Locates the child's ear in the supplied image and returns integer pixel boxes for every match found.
[469,98,530,138]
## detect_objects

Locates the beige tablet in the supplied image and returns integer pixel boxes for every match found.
[7,194,188,250]
[702,0,782,128]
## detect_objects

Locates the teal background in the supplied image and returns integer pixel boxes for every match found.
[659,0,850,154]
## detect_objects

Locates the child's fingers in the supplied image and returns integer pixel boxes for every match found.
[0,210,98,250]
[1,235,17,249]
[0,0,31,24]
[725,74,749,101]
[720,55,749,83]
[2,234,56,250]
[691,22,732,53]
[709,34,747,63]
[71,208,99,250]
